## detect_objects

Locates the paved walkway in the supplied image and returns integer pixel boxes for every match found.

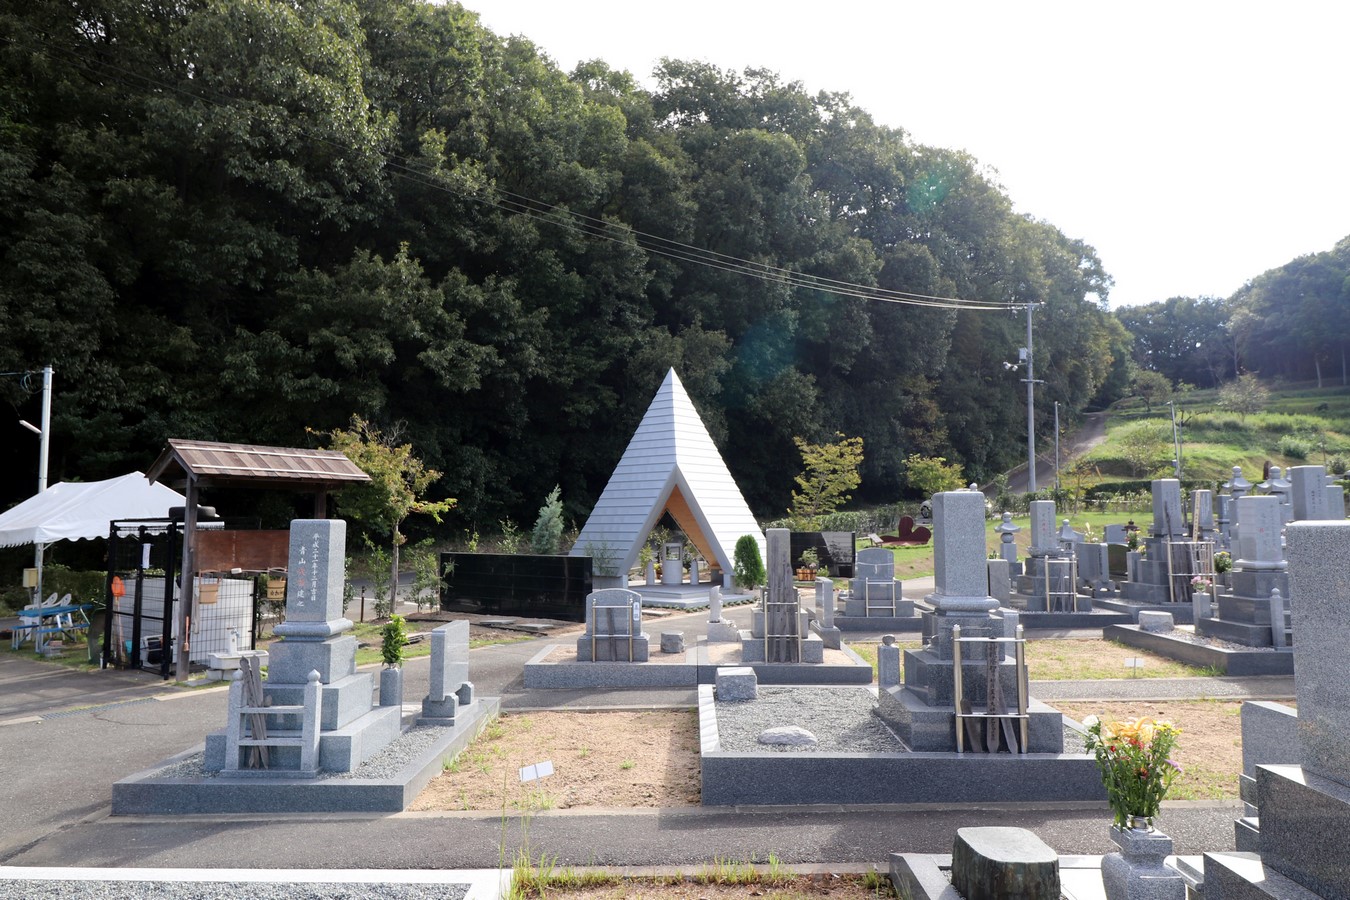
[0,614,1275,893]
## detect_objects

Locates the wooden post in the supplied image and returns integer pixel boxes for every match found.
[175,476,199,682]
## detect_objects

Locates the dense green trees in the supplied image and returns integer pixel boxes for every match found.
[1113,237,1350,391]
[1,0,1132,531]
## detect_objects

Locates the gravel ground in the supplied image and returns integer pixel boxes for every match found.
[715,685,1090,755]
[714,686,902,752]
[0,884,468,899]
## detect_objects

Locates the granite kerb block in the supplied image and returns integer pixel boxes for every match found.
[1254,763,1350,899]
[1103,625,1294,676]
[1241,701,1298,778]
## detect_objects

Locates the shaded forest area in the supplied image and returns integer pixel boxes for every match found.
[0,0,1221,533]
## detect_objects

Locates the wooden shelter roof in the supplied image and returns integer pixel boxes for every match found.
[145,439,370,491]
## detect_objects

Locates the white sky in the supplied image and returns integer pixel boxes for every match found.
[464,1,1349,308]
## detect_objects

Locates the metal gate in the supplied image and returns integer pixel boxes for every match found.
[103,519,180,678]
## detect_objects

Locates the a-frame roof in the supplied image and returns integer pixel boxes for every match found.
[571,369,764,576]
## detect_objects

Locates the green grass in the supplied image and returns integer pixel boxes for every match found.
[850,637,1217,681]
[1085,384,1350,486]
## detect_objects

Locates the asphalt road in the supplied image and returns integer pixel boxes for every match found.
[998,411,1109,495]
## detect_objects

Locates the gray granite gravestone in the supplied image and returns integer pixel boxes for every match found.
[1289,465,1331,521]
[1196,495,1293,647]
[1235,496,1286,572]
[1152,479,1184,538]
[1193,489,1216,539]
[880,490,1063,753]
[206,519,401,773]
[812,576,841,648]
[1204,520,1350,899]
[1028,501,1057,557]
[576,588,649,661]
[419,620,475,725]
[846,546,913,618]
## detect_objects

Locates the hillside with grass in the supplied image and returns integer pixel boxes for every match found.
[1077,383,1350,494]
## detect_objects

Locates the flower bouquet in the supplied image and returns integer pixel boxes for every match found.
[1190,575,1213,591]
[1082,715,1182,829]
[1213,550,1232,574]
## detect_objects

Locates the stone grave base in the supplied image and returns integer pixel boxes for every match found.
[1004,605,1134,629]
[834,613,926,632]
[697,685,1104,805]
[110,697,498,815]
[521,636,873,689]
[624,583,757,610]
[1093,596,1196,625]
[1104,625,1294,676]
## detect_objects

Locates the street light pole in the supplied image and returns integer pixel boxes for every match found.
[33,365,52,613]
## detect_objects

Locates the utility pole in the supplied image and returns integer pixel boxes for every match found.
[1168,401,1181,478]
[1054,401,1061,491]
[1024,305,1038,493]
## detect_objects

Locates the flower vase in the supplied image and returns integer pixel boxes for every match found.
[1100,821,1184,900]
[379,665,403,708]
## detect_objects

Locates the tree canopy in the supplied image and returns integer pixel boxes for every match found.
[1,0,1136,531]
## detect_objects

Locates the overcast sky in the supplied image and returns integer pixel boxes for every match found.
[465,1,1349,309]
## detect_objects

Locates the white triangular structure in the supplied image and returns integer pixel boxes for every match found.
[571,369,764,587]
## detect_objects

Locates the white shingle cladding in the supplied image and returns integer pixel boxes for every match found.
[570,368,765,578]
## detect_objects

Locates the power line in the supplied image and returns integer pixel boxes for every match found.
[4,25,1025,313]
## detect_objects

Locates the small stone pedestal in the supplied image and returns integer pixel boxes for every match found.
[952,826,1059,900]
[1101,825,1184,900]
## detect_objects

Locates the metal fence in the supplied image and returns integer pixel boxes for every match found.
[103,519,261,678]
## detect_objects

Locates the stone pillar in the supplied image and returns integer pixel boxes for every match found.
[1287,521,1350,784]
[995,512,1021,565]
[1028,501,1057,558]
[1261,467,1292,523]
[925,490,1000,662]
[1235,496,1287,572]
[877,635,901,688]
[987,559,1011,605]
[1289,465,1331,521]
[269,520,357,684]
[816,577,835,629]
[1192,489,1215,539]
[1151,479,1184,539]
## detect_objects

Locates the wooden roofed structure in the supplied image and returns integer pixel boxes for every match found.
[146,439,370,679]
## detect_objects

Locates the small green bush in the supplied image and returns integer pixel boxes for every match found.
[380,613,409,667]
[732,535,766,590]
[1277,434,1313,460]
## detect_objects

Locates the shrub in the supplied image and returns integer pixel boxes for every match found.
[41,564,108,607]
[732,535,766,590]
[530,485,564,555]
[1277,434,1313,460]
[380,613,409,667]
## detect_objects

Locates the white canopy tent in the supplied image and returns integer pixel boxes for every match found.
[0,472,186,548]
[0,473,186,611]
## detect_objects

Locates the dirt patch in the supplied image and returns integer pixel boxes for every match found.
[410,709,701,811]
[413,698,1251,812]
[1055,700,1244,800]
